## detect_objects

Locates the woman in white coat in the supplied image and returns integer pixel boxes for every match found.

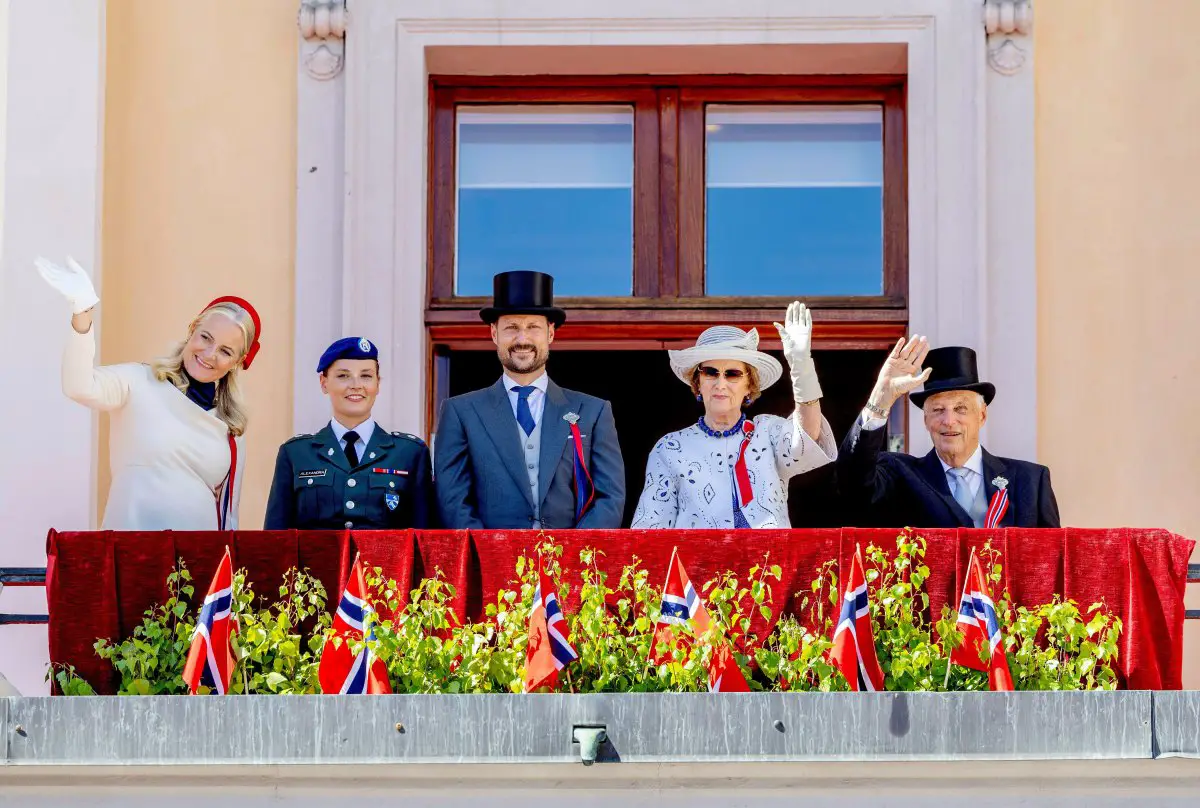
[36,256,261,530]
[631,302,836,529]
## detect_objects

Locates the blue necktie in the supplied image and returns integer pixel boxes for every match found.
[513,386,537,436]
[948,467,985,527]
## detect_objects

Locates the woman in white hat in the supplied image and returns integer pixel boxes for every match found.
[631,302,836,529]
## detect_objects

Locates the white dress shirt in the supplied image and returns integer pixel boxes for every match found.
[939,444,984,499]
[330,417,376,460]
[502,372,549,426]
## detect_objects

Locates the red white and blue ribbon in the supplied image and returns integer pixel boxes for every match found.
[733,420,755,507]
[569,422,594,523]
[216,433,237,531]
[984,487,1009,529]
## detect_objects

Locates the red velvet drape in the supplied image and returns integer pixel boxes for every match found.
[45,527,1193,693]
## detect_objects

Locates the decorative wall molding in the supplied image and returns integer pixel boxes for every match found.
[298,0,347,80]
[396,16,935,34]
[984,0,1032,76]
[984,0,1032,35]
[988,38,1028,76]
[304,0,1037,460]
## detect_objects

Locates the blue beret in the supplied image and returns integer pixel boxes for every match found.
[317,337,379,373]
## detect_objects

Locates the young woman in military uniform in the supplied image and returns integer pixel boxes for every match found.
[264,337,435,529]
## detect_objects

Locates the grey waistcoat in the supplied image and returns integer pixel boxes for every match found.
[519,417,543,527]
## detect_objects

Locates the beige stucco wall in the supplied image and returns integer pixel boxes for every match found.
[99,0,297,528]
[1036,0,1200,682]
[1037,0,1200,539]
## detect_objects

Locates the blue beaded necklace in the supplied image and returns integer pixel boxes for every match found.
[696,413,746,438]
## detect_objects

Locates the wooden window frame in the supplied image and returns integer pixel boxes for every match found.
[427,74,908,349]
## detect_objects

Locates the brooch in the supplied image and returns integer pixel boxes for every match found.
[563,412,580,425]
[992,475,1008,491]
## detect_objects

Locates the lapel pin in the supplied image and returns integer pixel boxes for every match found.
[992,475,1008,490]
[327,448,334,456]
[563,412,580,425]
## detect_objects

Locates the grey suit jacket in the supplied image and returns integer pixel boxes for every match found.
[434,378,625,529]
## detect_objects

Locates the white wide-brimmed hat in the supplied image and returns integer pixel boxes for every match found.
[668,326,783,390]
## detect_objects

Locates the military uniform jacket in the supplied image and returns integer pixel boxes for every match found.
[837,416,1061,529]
[264,422,435,530]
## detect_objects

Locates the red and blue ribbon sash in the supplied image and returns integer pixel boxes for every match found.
[217,433,237,531]
[733,420,755,507]
[984,487,1009,529]
[569,422,594,523]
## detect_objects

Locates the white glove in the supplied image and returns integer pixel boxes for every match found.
[35,256,99,315]
[773,300,823,403]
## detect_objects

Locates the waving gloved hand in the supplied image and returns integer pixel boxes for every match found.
[35,256,99,315]
[773,300,822,404]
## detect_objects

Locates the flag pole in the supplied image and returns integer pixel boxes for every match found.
[944,545,976,691]
[227,545,249,696]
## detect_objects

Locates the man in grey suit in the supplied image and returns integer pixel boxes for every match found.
[434,271,625,529]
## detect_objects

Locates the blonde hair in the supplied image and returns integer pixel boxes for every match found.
[150,302,256,436]
[689,362,762,405]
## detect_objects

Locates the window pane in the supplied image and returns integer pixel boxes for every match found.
[705,105,884,296]
[456,106,634,297]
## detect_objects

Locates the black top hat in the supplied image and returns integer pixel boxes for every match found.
[909,346,996,409]
[479,271,567,328]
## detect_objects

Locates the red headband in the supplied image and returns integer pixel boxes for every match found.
[202,296,262,370]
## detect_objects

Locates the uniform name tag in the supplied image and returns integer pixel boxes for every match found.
[371,468,408,476]
[298,469,327,478]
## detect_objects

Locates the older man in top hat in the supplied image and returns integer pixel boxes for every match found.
[433,271,625,530]
[838,336,1060,528]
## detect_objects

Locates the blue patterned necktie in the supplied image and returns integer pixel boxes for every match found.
[948,467,984,527]
[512,386,537,436]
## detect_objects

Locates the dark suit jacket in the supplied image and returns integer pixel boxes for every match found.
[837,417,1060,528]
[434,378,625,530]
[264,423,435,530]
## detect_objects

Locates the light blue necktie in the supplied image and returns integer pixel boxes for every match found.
[512,386,537,436]
[948,467,983,526]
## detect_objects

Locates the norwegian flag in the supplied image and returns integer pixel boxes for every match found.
[524,564,579,692]
[707,642,751,693]
[949,550,1014,691]
[319,554,392,695]
[649,546,711,665]
[830,545,886,692]
[182,547,237,695]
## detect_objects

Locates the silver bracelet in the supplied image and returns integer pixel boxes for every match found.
[864,400,888,418]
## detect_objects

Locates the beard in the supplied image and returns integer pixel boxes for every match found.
[498,342,549,376]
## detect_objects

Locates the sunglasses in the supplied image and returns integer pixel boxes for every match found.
[697,366,746,381]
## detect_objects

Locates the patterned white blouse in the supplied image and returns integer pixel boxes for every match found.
[631,413,837,529]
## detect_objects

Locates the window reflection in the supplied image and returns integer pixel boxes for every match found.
[456,106,634,297]
[705,105,884,296]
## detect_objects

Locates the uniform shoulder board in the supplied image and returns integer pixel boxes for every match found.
[284,433,313,445]
[392,431,426,445]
